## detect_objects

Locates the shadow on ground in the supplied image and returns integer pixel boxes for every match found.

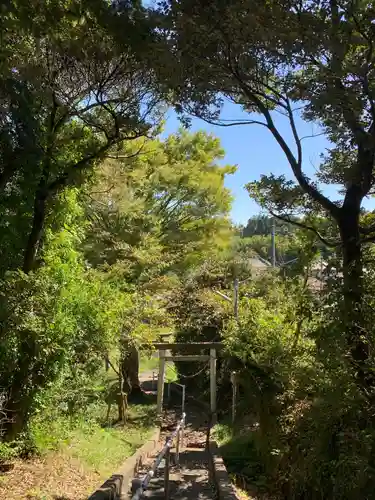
[53,496,86,500]
[135,449,214,499]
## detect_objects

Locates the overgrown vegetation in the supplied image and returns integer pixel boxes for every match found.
[0,7,234,497]
[2,1,375,498]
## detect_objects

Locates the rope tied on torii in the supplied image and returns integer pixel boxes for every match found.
[149,341,223,423]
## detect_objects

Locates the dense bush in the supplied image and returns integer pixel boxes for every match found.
[0,222,131,440]
[172,254,375,499]
[218,272,375,499]
[170,285,231,398]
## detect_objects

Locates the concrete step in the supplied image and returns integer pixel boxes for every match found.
[131,448,215,499]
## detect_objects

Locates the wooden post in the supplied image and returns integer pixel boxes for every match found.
[210,348,217,425]
[234,278,239,320]
[157,350,166,415]
[164,446,170,500]
[231,371,237,425]
[180,412,185,454]
[176,428,180,466]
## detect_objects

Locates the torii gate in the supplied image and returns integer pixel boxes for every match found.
[152,341,223,424]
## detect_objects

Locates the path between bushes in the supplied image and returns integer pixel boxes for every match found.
[131,403,215,499]
[137,372,258,500]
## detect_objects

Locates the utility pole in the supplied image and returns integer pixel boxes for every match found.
[233,278,239,320]
[271,217,276,267]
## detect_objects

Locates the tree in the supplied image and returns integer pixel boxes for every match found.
[242,215,293,238]
[83,129,235,282]
[0,187,136,439]
[154,0,375,389]
[0,0,165,440]
[0,0,162,274]
[82,129,235,392]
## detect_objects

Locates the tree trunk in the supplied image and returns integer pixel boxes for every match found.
[117,372,125,422]
[121,345,141,395]
[23,188,48,273]
[0,163,17,192]
[2,359,35,441]
[3,392,33,442]
[339,207,371,387]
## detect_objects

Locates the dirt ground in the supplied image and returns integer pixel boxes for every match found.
[0,452,100,500]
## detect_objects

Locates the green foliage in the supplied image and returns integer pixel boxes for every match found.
[0,0,163,276]
[170,283,231,393]
[0,110,235,444]
[0,442,20,463]
[30,399,156,476]
[211,268,375,499]
[167,223,375,498]
[242,215,294,238]
[213,425,268,492]
[155,0,375,231]
[154,0,375,400]
[0,220,133,433]
[83,129,235,282]
[5,2,375,497]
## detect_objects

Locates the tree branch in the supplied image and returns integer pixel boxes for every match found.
[229,64,341,219]
[184,107,268,128]
[286,98,302,167]
[48,130,147,195]
[269,210,340,248]
[361,234,375,244]
[104,355,119,376]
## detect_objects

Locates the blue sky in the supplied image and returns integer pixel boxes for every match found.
[162,102,375,225]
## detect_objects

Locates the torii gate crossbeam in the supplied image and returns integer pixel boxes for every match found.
[151,342,223,424]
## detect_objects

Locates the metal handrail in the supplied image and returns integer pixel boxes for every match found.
[131,412,186,500]
[167,381,186,416]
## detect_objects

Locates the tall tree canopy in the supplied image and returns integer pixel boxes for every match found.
[0,0,163,274]
[84,129,235,283]
[153,0,375,389]
[0,0,165,440]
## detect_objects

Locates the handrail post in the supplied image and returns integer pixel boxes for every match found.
[164,445,170,500]
[131,413,185,500]
[181,384,186,417]
[157,350,166,415]
[176,427,180,466]
[182,412,185,451]
[210,348,217,425]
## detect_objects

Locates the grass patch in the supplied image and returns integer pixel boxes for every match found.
[213,423,269,493]
[140,353,177,383]
[31,402,157,478]
[139,353,159,373]
[0,401,157,500]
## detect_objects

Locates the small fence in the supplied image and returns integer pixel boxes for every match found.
[131,412,186,500]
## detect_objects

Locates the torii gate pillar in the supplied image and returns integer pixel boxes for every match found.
[153,342,222,419]
[156,349,166,416]
[210,348,217,424]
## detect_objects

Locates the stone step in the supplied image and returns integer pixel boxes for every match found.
[131,448,214,499]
